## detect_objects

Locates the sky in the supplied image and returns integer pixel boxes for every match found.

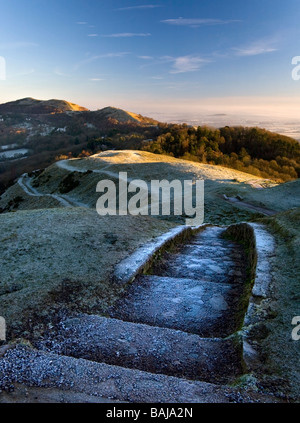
[0,0,300,121]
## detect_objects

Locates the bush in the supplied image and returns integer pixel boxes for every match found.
[59,173,80,194]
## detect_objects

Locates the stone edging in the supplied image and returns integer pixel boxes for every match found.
[112,224,207,285]
[224,222,276,372]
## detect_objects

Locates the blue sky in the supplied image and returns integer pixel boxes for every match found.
[0,0,300,118]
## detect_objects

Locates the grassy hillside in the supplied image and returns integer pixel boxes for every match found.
[3,150,297,224]
[1,150,299,335]
[0,208,176,339]
[252,208,300,400]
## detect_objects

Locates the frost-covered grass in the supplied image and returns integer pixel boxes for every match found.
[251,208,300,400]
[0,208,175,339]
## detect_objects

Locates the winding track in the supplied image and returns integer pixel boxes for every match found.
[223,195,277,216]
[56,159,277,217]
[17,173,88,208]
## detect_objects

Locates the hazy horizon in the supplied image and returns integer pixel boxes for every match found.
[1,94,300,141]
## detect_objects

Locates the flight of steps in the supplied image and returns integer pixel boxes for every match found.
[0,226,276,403]
[107,226,247,382]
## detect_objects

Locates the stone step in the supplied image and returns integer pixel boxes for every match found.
[0,345,278,403]
[195,226,225,238]
[155,253,244,284]
[35,315,244,385]
[149,225,246,285]
[191,228,227,243]
[109,276,243,337]
[187,228,238,248]
[176,244,245,262]
[178,244,230,256]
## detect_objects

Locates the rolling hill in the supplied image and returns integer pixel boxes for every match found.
[0,98,163,192]
[0,98,157,124]
[94,106,159,124]
[0,98,89,114]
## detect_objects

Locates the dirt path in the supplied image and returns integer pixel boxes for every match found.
[18,173,88,208]
[56,159,140,184]
[223,195,277,216]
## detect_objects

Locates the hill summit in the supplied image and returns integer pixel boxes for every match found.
[0,98,89,114]
[95,106,158,124]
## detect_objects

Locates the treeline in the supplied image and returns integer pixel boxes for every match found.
[142,125,300,182]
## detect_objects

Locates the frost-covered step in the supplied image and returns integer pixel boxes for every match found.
[156,253,243,284]
[190,227,227,243]
[195,227,225,238]
[35,315,243,384]
[178,244,230,257]
[150,225,246,284]
[188,227,237,246]
[109,276,242,337]
[177,244,245,261]
[0,346,277,403]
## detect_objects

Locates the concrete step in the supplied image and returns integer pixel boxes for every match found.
[109,276,243,337]
[0,345,279,403]
[35,314,244,385]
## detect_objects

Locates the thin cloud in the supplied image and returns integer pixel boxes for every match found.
[9,68,35,79]
[114,5,162,11]
[103,33,151,38]
[138,53,211,74]
[161,18,241,27]
[138,56,154,60]
[89,78,105,81]
[170,55,210,74]
[76,21,88,25]
[88,34,99,37]
[74,52,129,70]
[54,69,72,78]
[233,40,278,56]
